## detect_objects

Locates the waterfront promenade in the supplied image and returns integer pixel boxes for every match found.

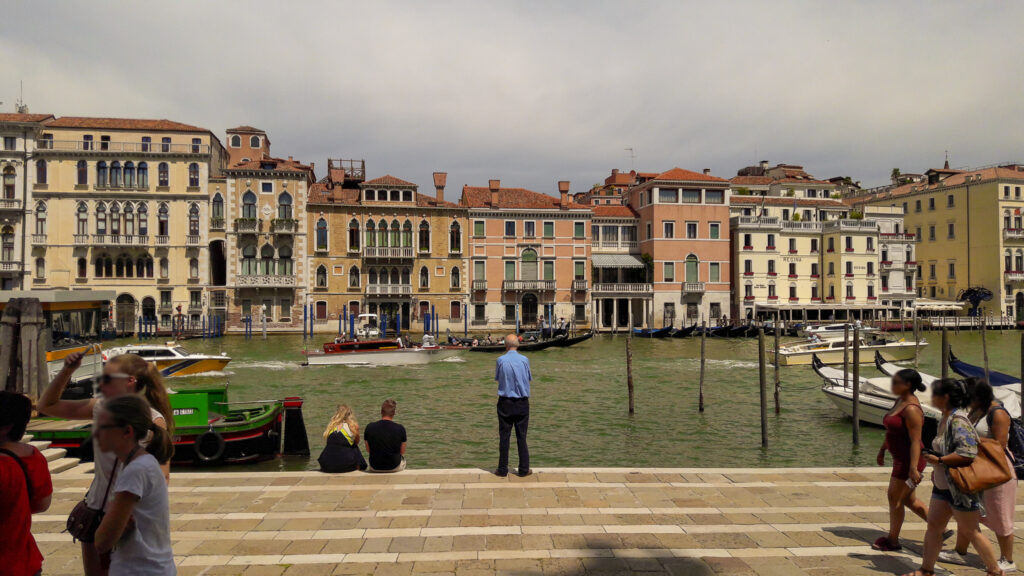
[33,466,1011,575]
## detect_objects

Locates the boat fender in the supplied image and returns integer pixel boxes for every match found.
[195,430,226,463]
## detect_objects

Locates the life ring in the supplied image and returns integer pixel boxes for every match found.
[194,430,225,463]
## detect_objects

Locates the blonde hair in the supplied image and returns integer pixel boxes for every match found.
[107,354,174,437]
[323,404,360,442]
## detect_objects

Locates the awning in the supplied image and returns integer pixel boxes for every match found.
[592,254,646,268]
[911,298,964,312]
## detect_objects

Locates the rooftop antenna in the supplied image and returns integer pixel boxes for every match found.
[944,150,950,170]
[624,147,635,171]
[15,80,27,114]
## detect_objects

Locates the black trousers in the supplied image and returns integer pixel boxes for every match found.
[497,396,529,474]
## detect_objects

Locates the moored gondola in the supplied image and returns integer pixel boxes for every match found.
[548,331,594,348]
[466,338,557,352]
[726,325,748,337]
[949,349,1021,386]
[708,325,731,337]
[671,323,698,338]
[631,326,675,338]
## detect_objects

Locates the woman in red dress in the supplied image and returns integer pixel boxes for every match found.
[873,368,928,551]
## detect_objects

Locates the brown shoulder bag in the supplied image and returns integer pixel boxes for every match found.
[948,416,1013,494]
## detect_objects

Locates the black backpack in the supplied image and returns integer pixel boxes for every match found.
[987,406,1024,479]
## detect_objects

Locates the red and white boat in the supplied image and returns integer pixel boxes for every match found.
[303,334,462,366]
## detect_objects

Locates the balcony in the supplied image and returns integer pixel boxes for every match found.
[158,304,173,314]
[503,280,556,291]
[271,219,297,234]
[782,221,822,232]
[682,282,705,294]
[36,139,210,154]
[0,198,22,211]
[1005,229,1024,241]
[31,234,46,244]
[592,282,653,295]
[235,274,296,288]
[0,261,22,273]
[880,261,895,271]
[92,234,149,246]
[234,218,261,234]
[366,284,413,296]
[472,279,487,291]
[823,219,879,233]
[1006,271,1024,283]
[210,217,225,231]
[591,239,638,252]
[156,235,169,245]
[880,232,919,243]
[73,234,89,245]
[732,216,781,230]
[186,235,200,245]
[363,246,414,259]
[572,279,588,291]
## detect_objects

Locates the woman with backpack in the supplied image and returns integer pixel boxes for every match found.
[938,379,1017,572]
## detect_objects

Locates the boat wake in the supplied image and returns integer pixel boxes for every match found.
[178,370,234,378]
[229,360,294,371]
[706,359,759,369]
[439,357,466,363]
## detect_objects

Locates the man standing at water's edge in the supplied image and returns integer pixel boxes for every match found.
[495,334,532,477]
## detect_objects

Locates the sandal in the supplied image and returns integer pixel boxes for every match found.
[873,536,903,551]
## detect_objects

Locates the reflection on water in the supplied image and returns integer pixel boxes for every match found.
[109,330,1023,471]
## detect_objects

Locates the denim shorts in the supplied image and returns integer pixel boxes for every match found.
[932,487,980,513]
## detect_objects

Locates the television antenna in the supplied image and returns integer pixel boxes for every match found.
[624,147,635,171]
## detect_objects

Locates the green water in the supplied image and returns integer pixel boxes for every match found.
[113,330,1023,471]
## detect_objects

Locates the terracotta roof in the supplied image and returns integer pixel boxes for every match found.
[44,116,208,132]
[592,205,639,218]
[227,125,265,133]
[772,177,834,186]
[363,175,416,187]
[636,172,659,179]
[227,156,313,174]
[0,113,54,123]
[730,175,773,186]
[415,192,458,208]
[853,166,1024,204]
[461,186,589,210]
[731,196,847,208]
[307,179,457,208]
[651,167,728,183]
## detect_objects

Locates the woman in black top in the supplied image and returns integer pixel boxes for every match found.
[317,405,367,473]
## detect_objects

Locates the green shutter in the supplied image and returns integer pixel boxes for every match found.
[505,261,515,280]
[543,221,554,238]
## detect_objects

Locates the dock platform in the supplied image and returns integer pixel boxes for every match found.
[33,466,1015,575]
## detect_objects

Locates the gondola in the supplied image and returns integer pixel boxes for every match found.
[671,323,698,338]
[726,325,749,337]
[466,338,557,352]
[949,349,1021,387]
[548,331,594,348]
[631,326,675,338]
[742,325,761,338]
[708,326,731,337]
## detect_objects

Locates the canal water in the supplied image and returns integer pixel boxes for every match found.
[112,329,1023,471]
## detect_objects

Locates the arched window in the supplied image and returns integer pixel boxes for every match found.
[158,162,169,186]
[377,219,387,247]
[260,244,275,275]
[110,161,122,187]
[349,266,360,288]
[230,134,241,147]
[250,135,260,148]
[419,266,430,288]
[188,163,199,187]
[142,256,153,278]
[0,226,12,261]
[123,161,135,188]
[188,203,200,235]
[390,267,400,285]
[369,267,379,285]
[390,220,400,247]
[1016,249,1023,272]
[316,265,328,287]
[365,220,376,247]
[76,202,89,234]
[451,266,460,288]
[348,219,360,250]
[380,268,390,284]
[242,191,257,218]
[77,258,87,279]
[123,203,135,236]
[278,245,293,275]
[35,160,47,184]
[35,257,44,279]
[109,203,121,235]
[685,254,699,283]
[401,267,410,285]
[96,161,108,188]
[449,222,461,253]
[418,221,430,252]
[115,255,126,278]
[157,203,169,236]
[159,257,168,279]
[1,168,13,199]
[277,192,292,219]
[137,162,148,188]
[95,255,104,277]
[138,203,148,236]
[212,193,224,219]
[135,256,145,277]
[402,220,412,247]
[316,218,328,251]
[96,202,107,234]
[76,160,88,185]
[521,248,538,281]
[241,245,257,275]
[189,258,199,279]
[34,202,46,235]
[103,255,113,277]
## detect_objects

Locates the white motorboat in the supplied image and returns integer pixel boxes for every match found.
[104,343,231,377]
[355,313,381,340]
[800,323,881,340]
[874,352,1022,411]
[303,334,462,366]
[814,356,941,426]
[773,333,924,366]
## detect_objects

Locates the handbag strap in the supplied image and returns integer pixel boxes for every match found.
[0,448,33,502]
[99,445,141,511]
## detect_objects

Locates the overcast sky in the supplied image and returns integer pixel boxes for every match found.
[2,2,1022,194]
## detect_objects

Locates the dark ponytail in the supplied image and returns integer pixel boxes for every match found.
[965,377,995,409]
[932,378,971,409]
[103,395,174,464]
[895,368,926,393]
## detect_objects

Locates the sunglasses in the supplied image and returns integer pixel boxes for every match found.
[99,373,132,385]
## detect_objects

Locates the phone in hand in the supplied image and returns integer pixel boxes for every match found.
[905,477,919,489]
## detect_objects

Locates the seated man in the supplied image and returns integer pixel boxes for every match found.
[364,399,407,472]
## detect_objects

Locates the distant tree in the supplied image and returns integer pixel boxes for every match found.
[735,187,751,196]
[785,189,795,197]
[792,213,802,221]
[891,168,901,183]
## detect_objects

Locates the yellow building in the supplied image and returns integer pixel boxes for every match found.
[24,116,227,332]
[306,161,468,333]
[0,112,54,290]
[848,163,1024,320]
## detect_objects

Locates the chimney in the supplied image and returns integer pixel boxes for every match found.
[288,156,293,161]
[611,169,619,176]
[558,181,570,209]
[488,179,501,208]
[433,172,447,203]
[759,160,768,170]
[702,168,711,175]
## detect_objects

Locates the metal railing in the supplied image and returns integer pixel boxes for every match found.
[271,219,297,234]
[210,217,225,230]
[592,282,653,294]
[591,239,638,251]
[363,246,414,259]
[682,282,705,294]
[36,140,210,154]
[503,280,556,291]
[0,199,22,210]
[235,274,296,287]
[234,218,261,233]
[366,284,413,295]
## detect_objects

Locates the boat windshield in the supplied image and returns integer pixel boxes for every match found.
[174,346,191,356]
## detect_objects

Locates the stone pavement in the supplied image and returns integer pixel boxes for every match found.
[33,467,1021,575]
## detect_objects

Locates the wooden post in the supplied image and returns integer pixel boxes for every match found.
[1020,332,1024,426]
[758,328,768,448]
[852,326,861,445]
[774,318,781,414]
[699,321,706,413]
[843,324,850,389]
[981,314,991,385]
[913,313,920,368]
[941,327,949,380]
[626,306,634,415]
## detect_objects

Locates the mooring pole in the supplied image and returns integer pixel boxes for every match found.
[941,326,950,380]
[981,314,991,384]
[758,328,768,448]
[774,317,781,414]
[843,324,850,389]
[852,326,861,445]
[699,320,706,413]
[626,306,635,415]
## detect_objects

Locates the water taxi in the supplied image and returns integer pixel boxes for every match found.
[800,323,881,340]
[304,334,461,366]
[104,343,231,377]
[773,334,924,366]
[355,313,381,339]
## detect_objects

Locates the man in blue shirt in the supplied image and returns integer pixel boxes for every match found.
[494,334,532,477]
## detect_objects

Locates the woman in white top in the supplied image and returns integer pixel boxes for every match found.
[94,395,175,575]
[37,351,173,576]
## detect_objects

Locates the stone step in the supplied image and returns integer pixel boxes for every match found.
[29,440,51,452]
[48,458,80,475]
[22,434,33,443]
[40,447,66,462]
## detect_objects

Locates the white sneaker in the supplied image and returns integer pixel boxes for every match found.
[999,557,1018,572]
[937,550,969,565]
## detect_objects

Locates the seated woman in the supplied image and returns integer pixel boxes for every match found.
[318,405,367,473]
